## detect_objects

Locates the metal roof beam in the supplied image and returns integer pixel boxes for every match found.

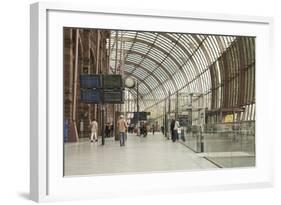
[124,61,168,96]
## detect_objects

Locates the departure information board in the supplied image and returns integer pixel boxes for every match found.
[102,75,123,89]
[103,90,124,103]
[132,112,148,121]
[80,75,101,88]
[80,74,124,104]
[178,115,190,126]
[80,89,101,103]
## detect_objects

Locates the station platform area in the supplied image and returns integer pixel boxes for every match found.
[64,133,218,176]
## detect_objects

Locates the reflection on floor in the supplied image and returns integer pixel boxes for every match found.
[197,152,254,157]
[197,152,255,168]
[64,133,218,176]
[207,156,255,168]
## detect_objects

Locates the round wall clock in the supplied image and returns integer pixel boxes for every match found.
[125,77,135,88]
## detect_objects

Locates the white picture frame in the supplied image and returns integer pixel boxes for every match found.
[30,2,274,202]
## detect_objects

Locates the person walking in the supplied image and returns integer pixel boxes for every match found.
[174,119,180,141]
[110,122,114,137]
[161,126,164,135]
[90,118,98,143]
[105,122,111,138]
[117,115,127,146]
[152,124,155,135]
[170,118,175,142]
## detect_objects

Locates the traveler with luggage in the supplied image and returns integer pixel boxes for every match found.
[140,122,148,137]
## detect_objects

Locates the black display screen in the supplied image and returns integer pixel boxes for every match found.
[133,112,147,121]
[178,115,189,126]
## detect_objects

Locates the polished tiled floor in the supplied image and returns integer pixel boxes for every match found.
[64,133,218,176]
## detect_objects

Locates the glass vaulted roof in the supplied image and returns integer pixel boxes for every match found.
[110,31,235,110]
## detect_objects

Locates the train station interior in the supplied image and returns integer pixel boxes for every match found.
[63,28,255,176]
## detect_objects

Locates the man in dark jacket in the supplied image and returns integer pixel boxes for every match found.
[105,122,111,138]
[170,119,175,142]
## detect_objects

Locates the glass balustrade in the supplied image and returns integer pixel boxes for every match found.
[180,121,255,168]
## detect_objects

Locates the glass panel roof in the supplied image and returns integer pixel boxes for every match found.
[132,69,149,78]
[110,30,236,110]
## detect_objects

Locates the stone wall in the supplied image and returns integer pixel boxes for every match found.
[63,28,111,140]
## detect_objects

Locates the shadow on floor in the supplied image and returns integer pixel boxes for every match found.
[18,192,30,200]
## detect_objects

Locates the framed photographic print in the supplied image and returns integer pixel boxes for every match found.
[30,2,274,202]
